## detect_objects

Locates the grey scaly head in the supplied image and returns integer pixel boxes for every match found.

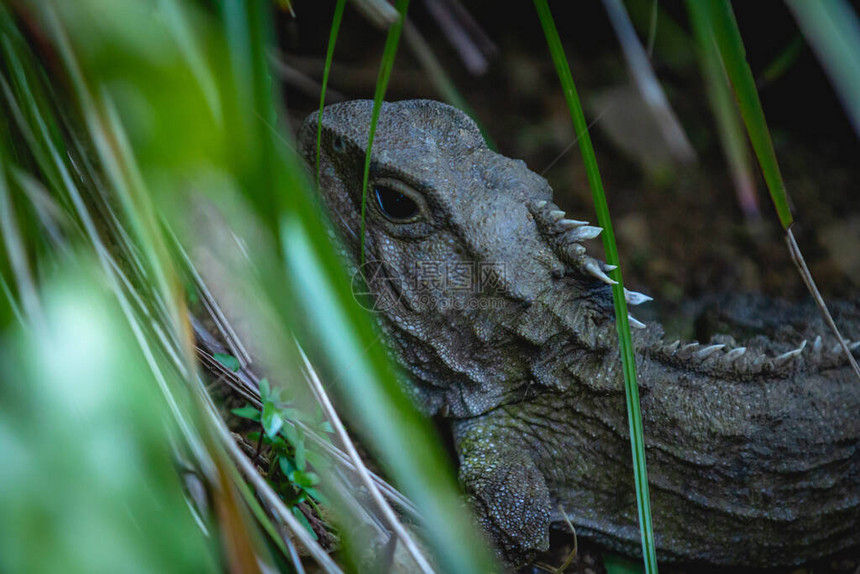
[298,99,632,417]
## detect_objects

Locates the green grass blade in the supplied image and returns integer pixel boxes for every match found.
[706,0,793,229]
[0,269,24,327]
[0,146,41,323]
[686,0,758,217]
[785,0,860,138]
[359,0,409,265]
[219,0,281,232]
[316,0,347,184]
[532,1,658,571]
[160,0,223,124]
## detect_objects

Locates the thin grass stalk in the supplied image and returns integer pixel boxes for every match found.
[199,378,345,573]
[532,1,658,571]
[706,0,860,381]
[786,229,860,377]
[282,215,500,573]
[11,169,69,249]
[624,0,697,72]
[686,0,758,218]
[316,0,347,184]
[174,238,254,367]
[28,5,307,567]
[645,0,658,57]
[706,0,791,228]
[43,5,192,358]
[759,35,805,87]
[359,0,409,265]
[602,0,695,162]
[421,0,490,75]
[0,270,25,326]
[298,345,435,574]
[0,150,42,325]
[3,1,344,569]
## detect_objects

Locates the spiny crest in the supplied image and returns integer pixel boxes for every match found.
[655,334,860,377]
[527,198,652,328]
[528,198,614,282]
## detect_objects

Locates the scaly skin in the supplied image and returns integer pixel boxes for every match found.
[298,99,860,567]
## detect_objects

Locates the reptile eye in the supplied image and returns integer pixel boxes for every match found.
[332,136,346,153]
[374,183,420,222]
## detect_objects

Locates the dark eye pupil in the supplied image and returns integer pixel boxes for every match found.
[374,186,418,220]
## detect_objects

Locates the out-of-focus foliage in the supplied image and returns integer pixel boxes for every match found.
[0,259,219,574]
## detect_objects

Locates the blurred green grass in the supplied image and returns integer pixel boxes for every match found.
[0,1,493,572]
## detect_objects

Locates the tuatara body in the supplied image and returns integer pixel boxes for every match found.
[298,99,860,567]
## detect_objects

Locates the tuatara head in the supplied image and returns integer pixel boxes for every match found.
[299,100,622,416]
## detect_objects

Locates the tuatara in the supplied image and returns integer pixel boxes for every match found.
[298,99,860,567]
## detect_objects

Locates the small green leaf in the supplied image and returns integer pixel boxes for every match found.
[280,423,298,447]
[268,385,284,405]
[292,491,307,505]
[279,455,296,478]
[290,470,320,488]
[230,405,261,421]
[268,434,287,451]
[303,486,328,505]
[261,401,284,438]
[258,378,271,402]
[318,421,334,434]
[294,428,306,471]
[213,352,240,372]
